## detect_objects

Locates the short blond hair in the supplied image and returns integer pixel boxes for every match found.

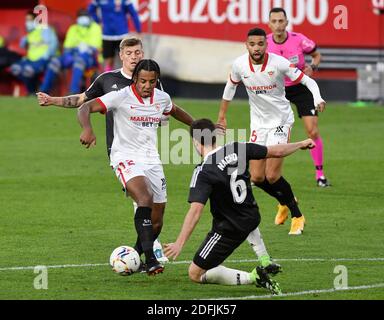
[119,37,143,51]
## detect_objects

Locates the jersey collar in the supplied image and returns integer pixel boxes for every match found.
[248,55,255,72]
[203,146,223,163]
[120,68,132,80]
[260,52,269,72]
[248,52,269,73]
[272,31,289,45]
[131,85,154,104]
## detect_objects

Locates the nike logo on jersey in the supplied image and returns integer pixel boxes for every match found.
[111,84,118,89]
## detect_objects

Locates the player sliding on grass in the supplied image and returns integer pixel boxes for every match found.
[165,119,315,294]
[217,28,326,236]
[78,59,193,275]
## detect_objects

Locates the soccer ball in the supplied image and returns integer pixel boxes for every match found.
[109,246,140,276]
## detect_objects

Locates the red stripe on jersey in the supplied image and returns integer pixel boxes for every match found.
[96,98,107,114]
[289,63,296,68]
[293,72,305,84]
[163,104,175,116]
[132,85,144,104]
[119,162,126,169]
[117,167,127,188]
[248,55,255,73]
[229,74,241,85]
[260,53,269,72]
[150,89,154,104]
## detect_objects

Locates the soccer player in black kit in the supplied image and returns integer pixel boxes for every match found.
[165,119,315,295]
[37,37,143,157]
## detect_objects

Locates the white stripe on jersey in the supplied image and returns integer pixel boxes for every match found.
[190,166,202,188]
[86,69,123,92]
[200,233,222,259]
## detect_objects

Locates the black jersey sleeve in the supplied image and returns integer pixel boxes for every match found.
[245,142,268,161]
[188,166,212,205]
[84,73,105,100]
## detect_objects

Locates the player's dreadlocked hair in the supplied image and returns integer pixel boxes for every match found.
[190,119,217,146]
[132,59,161,81]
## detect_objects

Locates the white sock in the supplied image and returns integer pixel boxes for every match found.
[201,265,253,285]
[133,201,138,213]
[247,227,269,258]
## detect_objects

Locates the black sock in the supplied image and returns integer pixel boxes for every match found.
[134,229,161,257]
[270,177,302,218]
[134,207,156,264]
[134,236,143,256]
[286,199,302,218]
[254,178,279,199]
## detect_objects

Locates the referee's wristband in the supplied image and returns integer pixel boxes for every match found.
[310,64,319,71]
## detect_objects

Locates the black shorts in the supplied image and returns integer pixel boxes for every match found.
[193,231,247,270]
[285,83,318,118]
[102,40,121,59]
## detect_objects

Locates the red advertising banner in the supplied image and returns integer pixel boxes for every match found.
[136,0,384,48]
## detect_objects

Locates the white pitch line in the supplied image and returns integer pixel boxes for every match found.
[0,257,383,272]
[0,263,108,271]
[204,283,384,300]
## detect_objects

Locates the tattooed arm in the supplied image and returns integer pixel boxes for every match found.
[36,92,87,108]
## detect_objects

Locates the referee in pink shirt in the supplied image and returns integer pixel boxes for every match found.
[267,7,330,191]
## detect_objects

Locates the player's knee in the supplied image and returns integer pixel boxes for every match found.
[136,195,153,207]
[251,173,265,184]
[188,265,203,283]
[307,127,319,139]
[266,173,280,184]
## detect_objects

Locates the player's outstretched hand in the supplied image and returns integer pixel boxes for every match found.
[316,101,326,113]
[300,138,316,150]
[164,242,182,261]
[80,129,96,149]
[36,92,52,106]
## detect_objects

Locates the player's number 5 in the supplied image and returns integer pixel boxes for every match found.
[230,169,247,204]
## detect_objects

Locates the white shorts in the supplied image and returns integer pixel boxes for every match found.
[249,124,292,146]
[113,160,167,203]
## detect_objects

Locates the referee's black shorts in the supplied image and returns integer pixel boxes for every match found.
[102,39,121,59]
[193,230,248,270]
[286,83,318,118]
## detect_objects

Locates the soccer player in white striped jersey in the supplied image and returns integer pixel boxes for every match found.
[217,28,325,241]
[78,59,193,275]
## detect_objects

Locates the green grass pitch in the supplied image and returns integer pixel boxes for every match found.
[0,96,383,300]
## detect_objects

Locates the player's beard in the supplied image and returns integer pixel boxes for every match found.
[251,52,265,64]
